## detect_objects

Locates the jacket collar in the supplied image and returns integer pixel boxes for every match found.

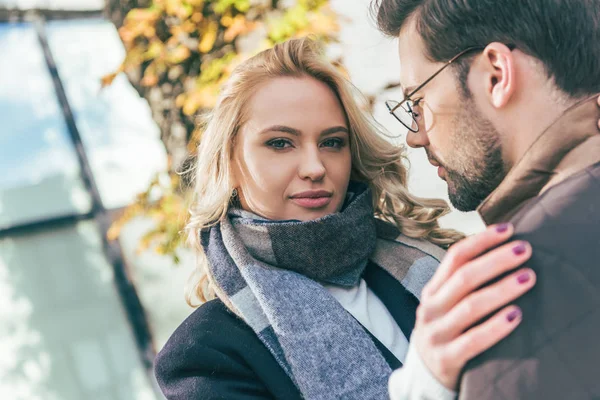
[363,261,418,346]
[477,95,600,224]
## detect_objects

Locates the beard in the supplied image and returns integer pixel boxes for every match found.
[438,96,507,212]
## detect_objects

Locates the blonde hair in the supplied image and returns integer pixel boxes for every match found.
[186,37,464,305]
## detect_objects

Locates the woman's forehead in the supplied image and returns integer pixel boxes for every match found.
[245,77,347,129]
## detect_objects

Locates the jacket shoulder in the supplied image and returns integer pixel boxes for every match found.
[157,299,247,361]
[155,299,302,399]
[510,161,600,242]
[154,299,267,399]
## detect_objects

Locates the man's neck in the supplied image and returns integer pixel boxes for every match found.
[501,92,575,167]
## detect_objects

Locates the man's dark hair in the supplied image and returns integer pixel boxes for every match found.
[372,0,600,98]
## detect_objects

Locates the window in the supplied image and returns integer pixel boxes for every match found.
[0,14,167,400]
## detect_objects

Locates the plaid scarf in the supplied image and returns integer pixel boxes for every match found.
[201,183,444,399]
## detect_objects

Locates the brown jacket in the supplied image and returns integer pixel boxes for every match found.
[460,95,600,400]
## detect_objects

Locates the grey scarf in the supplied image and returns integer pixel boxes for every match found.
[201,183,443,399]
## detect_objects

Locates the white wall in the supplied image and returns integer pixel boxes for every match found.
[331,0,485,235]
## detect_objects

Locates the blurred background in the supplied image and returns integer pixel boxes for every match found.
[0,0,484,399]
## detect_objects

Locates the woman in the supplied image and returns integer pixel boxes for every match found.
[154,38,536,399]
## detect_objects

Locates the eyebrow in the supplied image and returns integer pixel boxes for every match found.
[259,125,349,136]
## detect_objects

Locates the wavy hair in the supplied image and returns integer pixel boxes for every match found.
[185,37,464,305]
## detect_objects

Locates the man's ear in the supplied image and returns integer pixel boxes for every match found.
[481,42,516,109]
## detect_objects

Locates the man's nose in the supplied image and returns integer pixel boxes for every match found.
[406,128,429,148]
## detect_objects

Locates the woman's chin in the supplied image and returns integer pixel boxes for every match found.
[285,202,341,221]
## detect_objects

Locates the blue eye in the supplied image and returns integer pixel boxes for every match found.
[266,138,293,149]
[321,138,345,148]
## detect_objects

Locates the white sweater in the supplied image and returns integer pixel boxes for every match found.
[326,279,456,400]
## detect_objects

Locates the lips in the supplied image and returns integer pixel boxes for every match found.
[426,151,447,180]
[428,158,441,168]
[290,190,333,209]
[291,190,332,199]
[425,148,442,168]
[437,166,446,179]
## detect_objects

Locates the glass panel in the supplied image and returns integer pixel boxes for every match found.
[46,20,168,210]
[118,217,196,350]
[0,0,103,11]
[0,23,92,229]
[0,220,157,400]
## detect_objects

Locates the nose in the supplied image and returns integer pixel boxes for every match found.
[298,147,326,182]
[405,128,429,149]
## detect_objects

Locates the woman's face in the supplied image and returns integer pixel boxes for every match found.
[232,76,352,221]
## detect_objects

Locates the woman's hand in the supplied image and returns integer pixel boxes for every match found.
[412,223,535,390]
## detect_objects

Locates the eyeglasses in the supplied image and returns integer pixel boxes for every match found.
[386,45,514,132]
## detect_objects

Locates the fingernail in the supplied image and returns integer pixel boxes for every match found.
[496,223,510,233]
[507,308,522,323]
[517,271,531,284]
[513,242,528,256]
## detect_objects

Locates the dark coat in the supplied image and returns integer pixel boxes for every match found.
[461,97,600,399]
[155,261,420,399]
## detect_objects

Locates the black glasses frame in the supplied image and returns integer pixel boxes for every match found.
[386,44,515,132]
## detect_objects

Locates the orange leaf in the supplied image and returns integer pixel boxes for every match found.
[100,72,118,88]
[141,71,159,86]
[224,15,255,42]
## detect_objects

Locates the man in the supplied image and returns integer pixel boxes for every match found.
[373,0,600,398]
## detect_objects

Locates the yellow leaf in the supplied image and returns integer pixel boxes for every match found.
[224,14,255,42]
[176,93,186,108]
[167,46,191,63]
[221,13,233,27]
[182,94,200,116]
[141,64,159,86]
[126,8,160,24]
[106,223,122,241]
[143,26,156,38]
[100,63,125,88]
[182,85,219,115]
[118,26,136,44]
[199,21,218,53]
[191,12,203,23]
[177,3,193,19]
[234,0,250,13]
[182,20,196,33]
[100,72,118,88]
[145,40,164,59]
[170,25,183,37]
[165,0,179,15]
[141,75,159,86]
